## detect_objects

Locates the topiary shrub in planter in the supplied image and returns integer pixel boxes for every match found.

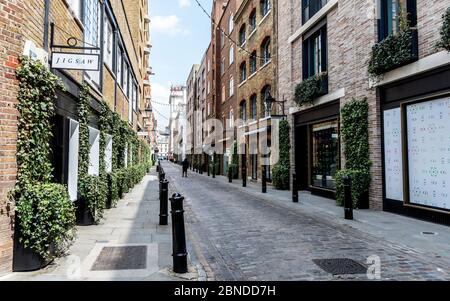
[272,120,291,190]
[294,73,328,107]
[15,183,76,263]
[335,169,371,209]
[79,175,107,224]
[436,7,450,52]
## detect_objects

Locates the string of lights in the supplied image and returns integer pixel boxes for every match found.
[152,106,170,121]
[193,0,276,60]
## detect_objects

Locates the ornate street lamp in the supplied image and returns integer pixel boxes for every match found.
[264,91,287,120]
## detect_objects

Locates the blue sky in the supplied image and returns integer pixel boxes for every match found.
[149,0,212,129]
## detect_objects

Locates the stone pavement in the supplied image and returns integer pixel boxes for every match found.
[0,167,204,281]
[164,162,450,281]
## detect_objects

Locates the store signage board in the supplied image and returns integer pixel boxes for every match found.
[51,52,100,71]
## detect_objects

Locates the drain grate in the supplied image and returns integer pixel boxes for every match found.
[313,258,367,275]
[91,246,147,271]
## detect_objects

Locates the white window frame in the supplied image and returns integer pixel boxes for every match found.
[229,46,234,65]
[229,76,234,97]
[104,16,114,69]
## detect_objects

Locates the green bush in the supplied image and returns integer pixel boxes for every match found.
[436,7,450,52]
[272,120,291,190]
[272,164,290,190]
[228,164,238,179]
[79,175,107,223]
[340,99,371,171]
[294,73,327,106]
[368,29,417,77]
[15,183,76,260]
[109,172,119,207]
[335,170,371,208]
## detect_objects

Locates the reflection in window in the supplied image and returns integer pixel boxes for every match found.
[311,120,339,190]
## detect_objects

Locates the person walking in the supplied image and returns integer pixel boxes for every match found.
[182,158,189,178]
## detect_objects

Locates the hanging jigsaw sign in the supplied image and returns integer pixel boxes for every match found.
[51,52,100,71]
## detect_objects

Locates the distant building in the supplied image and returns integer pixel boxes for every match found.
[168,86,187,162]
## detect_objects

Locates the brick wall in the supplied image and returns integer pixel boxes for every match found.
[0,0,24,276]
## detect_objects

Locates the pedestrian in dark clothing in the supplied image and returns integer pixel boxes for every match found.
[182,158,189,177]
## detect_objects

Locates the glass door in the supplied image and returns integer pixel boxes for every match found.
[310,120,339,190]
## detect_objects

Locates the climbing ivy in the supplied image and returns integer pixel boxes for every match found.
[436,7,450,52]
[272,120,291,190]
[77,84,106,223]
[14,57,75,259]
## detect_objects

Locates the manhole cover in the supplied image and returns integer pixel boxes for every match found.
[313,258,367,275]
[91,246,147,271]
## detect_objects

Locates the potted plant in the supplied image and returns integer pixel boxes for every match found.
[13,183,76,271]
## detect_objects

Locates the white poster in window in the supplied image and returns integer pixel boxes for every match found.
[105,135,113,173]
[407,97,450,210]
[68,119,80,201]
[88,127,100,176]
[383,108,404,201]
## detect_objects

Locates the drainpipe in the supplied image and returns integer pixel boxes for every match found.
[43,0,51,51]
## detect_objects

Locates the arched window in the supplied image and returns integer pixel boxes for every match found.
[240,100,247,121]
[261,85,271,117]
[250,51,257,74]
[261,37,271,65]
[249,9,257,33]
[260,0,271,17]
[239,61,247,83]
[250,94,257,120]
[239,24,246,46]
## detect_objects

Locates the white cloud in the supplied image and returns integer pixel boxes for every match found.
[178,0,191,8]
[152,15,190,36]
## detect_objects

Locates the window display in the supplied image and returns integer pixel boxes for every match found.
[406,97,450,210]
[311,120,339,190]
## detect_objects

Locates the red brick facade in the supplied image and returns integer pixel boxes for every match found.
[0,0,24,276]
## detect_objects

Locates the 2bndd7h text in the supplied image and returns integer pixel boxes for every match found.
[174,285,276,298]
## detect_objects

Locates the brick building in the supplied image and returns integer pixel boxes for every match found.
[235,0,277,183]
[186,64,199,166]
[0,0,152,275]
[277,0,450,224]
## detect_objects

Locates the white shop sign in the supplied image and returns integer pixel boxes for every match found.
[51,52,100,71]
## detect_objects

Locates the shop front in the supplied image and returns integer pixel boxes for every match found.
[294,101,341,199]
[380,66,450,225]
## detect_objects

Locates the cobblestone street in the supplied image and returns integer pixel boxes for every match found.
[163,162,450,281]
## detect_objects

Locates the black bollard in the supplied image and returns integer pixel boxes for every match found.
[212,164,216,178]
[293,172,299,203]
[262,165,267,193]
[344,176,353,220]
[159,171,166,182]
[242,154,247,187]
[170,193,188,274]
[207,164,210,177]
[159,179,169,225]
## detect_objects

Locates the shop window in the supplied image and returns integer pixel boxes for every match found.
[88,126,100,176]
[310,120,339,190]
[302,0,328,24]
[303,24,327,79]
[378,0,416,42]
[51,115,67,185]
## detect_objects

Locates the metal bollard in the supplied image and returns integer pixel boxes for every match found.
[262,165,267,193]
[159,171,166,182]
[228,168,232,183]
[242,154,247,188]
[293,172,299,203]
[170,193,188,274]
[212,164,216,178]
[159,179,169,225]
[344,176,353,220]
